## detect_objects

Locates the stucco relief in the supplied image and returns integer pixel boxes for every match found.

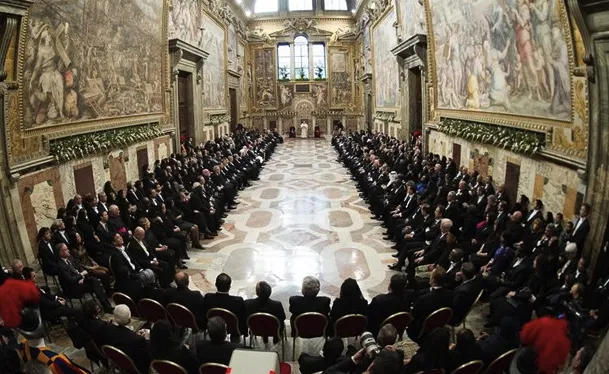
[30,181,57,232]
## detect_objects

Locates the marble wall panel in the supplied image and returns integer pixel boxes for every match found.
[429,129,581,219]
[30,181,57,235]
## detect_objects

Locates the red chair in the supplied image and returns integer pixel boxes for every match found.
[483,348,518,374]
[199,363,229,374]
[207,308,241,341]
[333,314,367,338]
[167,303,200,332]
[247,313,286,360]
[415,370,444,374]
[111,292,140,318]
[450,360,484,374]
[151,360,187,374]
[292,312,328,360]
[101,345,141,374]
[417,307,453,341]
[280,362,292,374]
[137,298,166,324]
[381,312,412,341]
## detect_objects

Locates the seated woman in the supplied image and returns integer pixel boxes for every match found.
[149,320,199,374]
[70,233,111,294]
[329,278,368,335]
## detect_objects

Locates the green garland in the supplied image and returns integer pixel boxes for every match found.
[436,118,545,155]
[49,124,163,163]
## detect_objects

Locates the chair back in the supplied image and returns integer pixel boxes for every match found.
[84,340,107,368]
[199,363,229,374]
[151,360,187,374]
[415,370,444,374]
[454,290,484,326]
[450,360,484,374]
[101,345,141,374]
[333,314,367,338]
[247,313,281,338]
[381,312,412,337]
[138,298,166,323]
[483,348,518,374]
[167,303,199,332]
[207,308,241,336]
[111,292,140,318]
[294,313,328,339]
[419,307,453,339]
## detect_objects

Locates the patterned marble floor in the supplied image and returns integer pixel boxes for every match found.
[186,138,398,314]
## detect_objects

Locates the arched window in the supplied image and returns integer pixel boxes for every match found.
[324,0,348,10]
[289,0,313,11]
[294,36,309,79]
[255,0,278,13]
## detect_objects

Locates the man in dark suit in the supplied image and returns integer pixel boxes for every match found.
[557,243,578,282]
[444,192,463,229]
[525,199,544,227]
[51,219,71,247]
[485,248,533,300]
[163,272,205,328]
[367,273,413,337]
[289,276,331,334]
[38,228,59,276]
[571,203,591,255]
[403,219,452,278]
[95,211,115,246]
[203,273,246,343]
[244,281,286,342]
[195,316,245,365]
[456,181,471,206]
[298,338,345,374]
[451,262,482,324]
[109,233,157,287]
[22,267,80,322]
[99,305,150,373]
[55,243,113,312]
[127,227,172,287]
[407,266,455,342]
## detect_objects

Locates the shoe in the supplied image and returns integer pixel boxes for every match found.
[222,214,228,218]
[228,205,237,210]
[203,234,214,239]
[392,253,399,258]
[388,264,402,271]
[381,223,387,228]
[183,255,190,260]
[193,243,204,249]
[391,244,398,249]
[179,265,188,269]
[383,236,393,241]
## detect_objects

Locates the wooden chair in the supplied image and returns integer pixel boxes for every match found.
[416,307,453,341]
[292,312,328,360]
[101,345,141,374]
[111,292,140,318]
[84,340,107,373]
[381,312,412,341]
[37,257,59,289]
[137,298,166,324]
[247,313,286,361]
[199,363,229,374]
[450,360,484,374]
[207,308,241,342]
[167,303,200,332]
[150,360,188,374]
[333,314,367,338]
[482,348,518,374]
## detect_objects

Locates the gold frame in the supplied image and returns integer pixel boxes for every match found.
[423,0,577,131]
[17,0,172,138]
[328,45,355,109]
[370,6,400,112]
[200,8,229,112]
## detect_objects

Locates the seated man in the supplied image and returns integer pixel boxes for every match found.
[23,267,80,322]
[451,262,482,324]
[244,281,286,343]
[367,273,413,337]
[298,337,345,374]
[55,243,113,313]
[195,316,245,365]
[127,227,173,287]
[163,272,205,329]
[289,276,331,334]
[110,234,157,287]
[407,266,455,342]
[98,305,151,374]
[203,273,246,343]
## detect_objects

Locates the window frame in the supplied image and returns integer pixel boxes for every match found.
[323,0,348,11]
[288,0,313,11]
[254,0,279,13]
[293,35,310,80]
[277,43,291,80]
[312,42,326,80]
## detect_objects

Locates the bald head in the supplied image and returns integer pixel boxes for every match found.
[134,227,145,240]
[175,272,189,288]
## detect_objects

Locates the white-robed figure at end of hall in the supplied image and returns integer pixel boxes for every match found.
[300,121,309,138]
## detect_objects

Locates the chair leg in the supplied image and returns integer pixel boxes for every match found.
[282,333,286,362]
[292,337,296,362]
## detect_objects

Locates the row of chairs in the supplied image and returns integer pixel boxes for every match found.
[415,348,519,374]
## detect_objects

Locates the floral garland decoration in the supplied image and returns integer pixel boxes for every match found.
[436,118,546,155]
[49,124,163,163]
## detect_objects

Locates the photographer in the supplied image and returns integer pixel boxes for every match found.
[323,332,402,374]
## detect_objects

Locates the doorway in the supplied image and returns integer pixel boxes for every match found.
[137,147,149,179]
[452,143,461,168]
[366,93,373,129]
[504,162,521,207]
[413,68,423,132]
[269,120,277,131]
[178,73,194,140]
[73,164,95,196]
[229,88,238,133]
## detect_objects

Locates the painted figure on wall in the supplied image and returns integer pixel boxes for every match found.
[201,12,226,109]
[399,0,426,40]
[24,0,164,128]
[169,0,202,47]
[372,9,399,108]
[429,0,572,121]
[280,85,293,106]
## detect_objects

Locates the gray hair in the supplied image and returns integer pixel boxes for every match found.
[377,324,398,347]
[441,218,453,230]
[207,316,227,342]
[565,242,578,254]
[302,276,321,297]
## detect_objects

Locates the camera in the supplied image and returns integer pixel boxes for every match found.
[360,331,381,359]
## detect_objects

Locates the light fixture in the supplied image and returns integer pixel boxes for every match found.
[245,9,252,17]
[352,9,356,14]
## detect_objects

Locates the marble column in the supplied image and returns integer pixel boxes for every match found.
[278,117,283,134]
[327,118,332,135]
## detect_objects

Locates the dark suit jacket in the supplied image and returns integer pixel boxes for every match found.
[164,286,206,328]
[289,295,331,326]
[408,287,455,341]
[95,222,115,246]
[423,234,448,264]
[299,354,345,374]
[500,256,534,290]
[366,292,413,337]
[244,297,286,331]
[38,240,59,275]
[203,292,246,335]
[452,277,482,324]
[571,218,590,252]
[37,287,62,316]
[99,324,150,373]
[110,247,143,275]
[329,298,368,334]
[56,258,86,296]
[195,340,244,365]
[126,238,155,269]
[52,230,71,247]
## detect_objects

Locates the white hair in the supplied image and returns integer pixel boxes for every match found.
[565,242,578,254]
